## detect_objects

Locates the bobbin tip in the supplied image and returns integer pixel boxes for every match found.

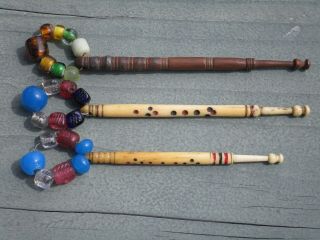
[292,105,310,117]
[268,153,284,164]
[293,59,310,70]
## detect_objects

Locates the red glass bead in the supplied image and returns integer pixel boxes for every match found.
[52,160,76,185]
[56,129,80,149]
[25,36,49,62]
[59,80,77,99]
[48,112,67,130]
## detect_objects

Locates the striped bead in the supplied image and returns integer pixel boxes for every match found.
[56,129,80,149]
[52,160,76,185]
[66,110,85,128]
[48,112,67,130]
[73,88,91,106]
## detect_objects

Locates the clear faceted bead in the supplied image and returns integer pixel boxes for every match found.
[37,131,58,149]
[40,78,61,96]
[34,169,54,190]
[31,112,48,129]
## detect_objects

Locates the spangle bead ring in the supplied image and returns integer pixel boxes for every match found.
[25,23,90,79]
[19,133,93,190]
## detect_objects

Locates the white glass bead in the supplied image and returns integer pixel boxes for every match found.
[34,169,54,190]
[37,131,58,149]
[31,112,48,129]
[40,79,61,96]
[71,38,90,57]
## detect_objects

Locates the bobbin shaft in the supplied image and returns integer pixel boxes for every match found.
[80,104,310,118]
[87,152,284,165]
[75,56,310,72]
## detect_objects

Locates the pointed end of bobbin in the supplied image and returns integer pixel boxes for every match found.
[268,154,284,164]
[292,105,310,117]
[293,59,310,70]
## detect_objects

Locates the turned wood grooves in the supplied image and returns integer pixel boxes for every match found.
[75,56,310,72]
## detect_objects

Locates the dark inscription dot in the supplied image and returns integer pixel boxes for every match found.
[140,161,144,164]
[196,162,200,165]
[133,158,137,161]
[190,159,194,162]
[145,113,151,117]
[133,110,139,114]
[194,110,200,115]
[161,162,165,165]
[205,114,211,117]
[153,111,158,116]
[171,111,177,116]
[174,162,178,165]
[148,106,153,111]
[182,110,188,116]
[183,162,187,165]
[149,162,152,164]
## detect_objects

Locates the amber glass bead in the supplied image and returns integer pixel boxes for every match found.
[25,36,49,62]
[53,25,65,40]
[39,55,56,72]
[39,23,54,40]
[56,129,80,149]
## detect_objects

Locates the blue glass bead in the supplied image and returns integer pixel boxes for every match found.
[21,86,48,112]
[75,139,94,155]
[66,109,85,128]
[20,151,46,176]
[71,155,90,174]
[73,88,91,106]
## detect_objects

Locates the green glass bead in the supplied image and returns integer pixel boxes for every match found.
[63,28,78,43]
[63,66,80,81]
[50,62,66,78]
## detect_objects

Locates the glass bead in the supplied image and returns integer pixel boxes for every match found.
[48,112,67,130]
[25,36,49,62]
[39,23,54,40]
[20,151,46,176]
[73,88,91,106]
[56,129,80,149]
[53,24,65,40]
[39,55,56,72]
[21,86,48,112]
[66,110,85,128]
[50,62,66,78]
[31,112,48,129]
[37,131,58,149]
[59,80,77,99]
[71,155,90,174]
[75,139,94,155]
[62,28,78,45]
[71,38,90,57]
[34,169,54,190]
[63,66,80,81]
[40,78,61,95]
[52,160,76,185]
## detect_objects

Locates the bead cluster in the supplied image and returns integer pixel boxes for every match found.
[25,23,90,79]
[20,135,93,190]
[20,24,93,190]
